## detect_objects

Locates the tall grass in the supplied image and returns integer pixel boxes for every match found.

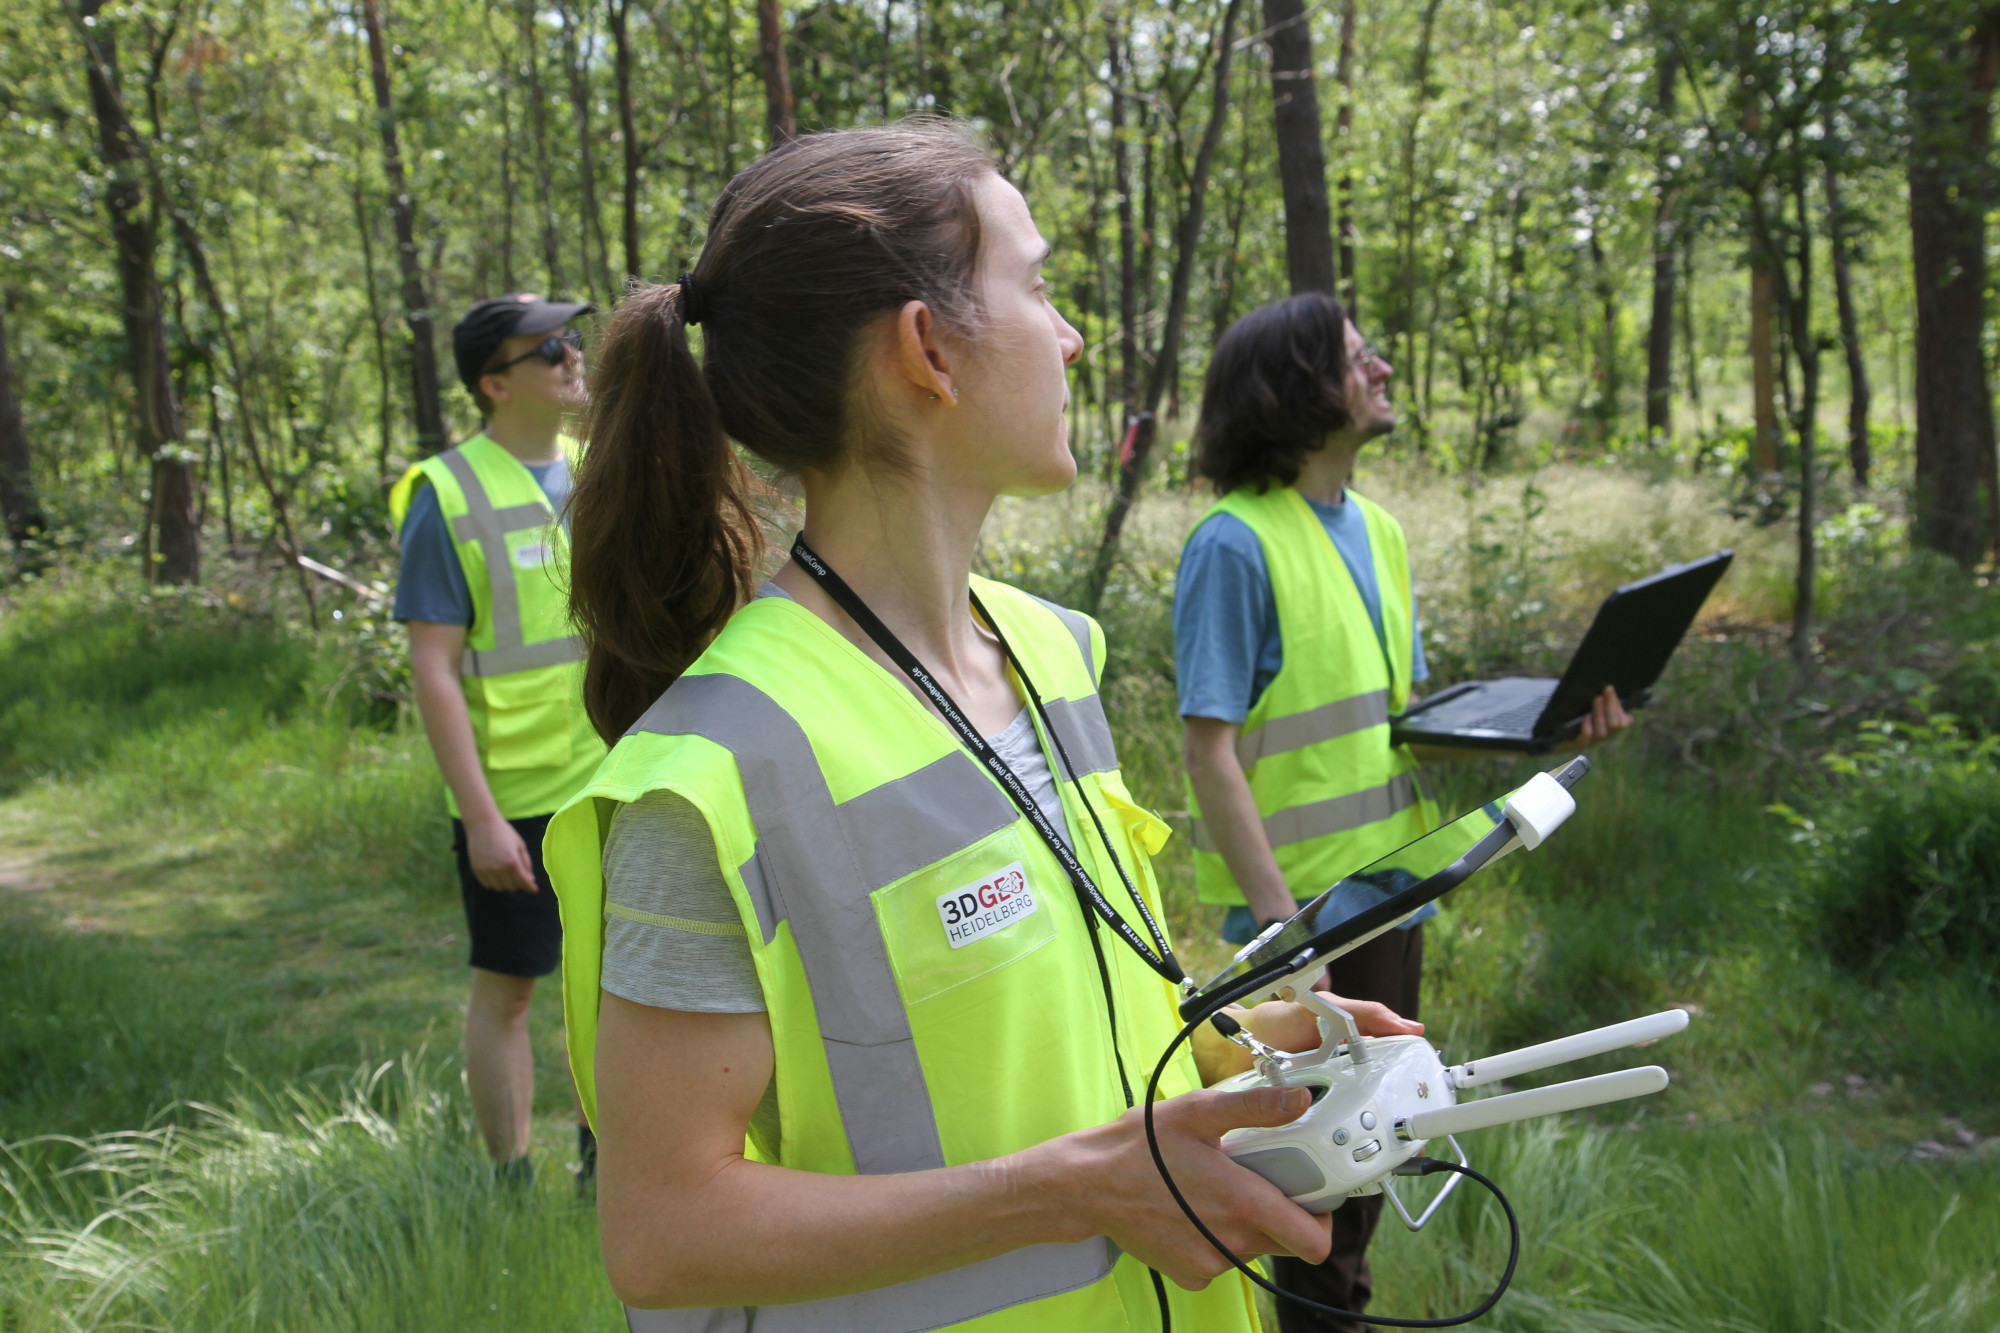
[3,462,1996,1328]
[1363,1121,2000,1333]
[7,1082,1992,1333]
[0,1058,620,1332]
[0,575,489,1143]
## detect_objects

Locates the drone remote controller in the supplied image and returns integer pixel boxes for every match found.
[1216,999,1686,1223]
[1213,771,1690,1228]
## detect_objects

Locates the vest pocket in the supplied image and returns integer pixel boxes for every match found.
[479,668,575,770]
[1086,772,1174,912]
[874,828,1060,1007]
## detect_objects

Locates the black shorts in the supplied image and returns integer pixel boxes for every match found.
[453,814,563,978]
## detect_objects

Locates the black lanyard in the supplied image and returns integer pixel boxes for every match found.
[791,536,1184,986]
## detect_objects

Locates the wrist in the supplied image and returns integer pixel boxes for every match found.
[1003,1132,1111,1247]
[1245,887,1296,927]
[462,803,510,834]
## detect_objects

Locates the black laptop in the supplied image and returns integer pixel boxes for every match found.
[1390,550,1733,753]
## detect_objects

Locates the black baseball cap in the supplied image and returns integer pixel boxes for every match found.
[452,293,595,391]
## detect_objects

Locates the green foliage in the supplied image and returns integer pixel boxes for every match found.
[1778,716,2000,979]
[1938,637,2000,735]
[1,0,1927,576]
[0,585,316,793]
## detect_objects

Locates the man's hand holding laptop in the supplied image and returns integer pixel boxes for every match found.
[1575,684,1633,747]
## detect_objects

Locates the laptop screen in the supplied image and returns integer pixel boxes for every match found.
[1535,550,1734,735]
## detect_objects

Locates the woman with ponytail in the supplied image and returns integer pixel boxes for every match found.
[545,120,1419,1332]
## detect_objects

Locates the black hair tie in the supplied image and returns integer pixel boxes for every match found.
[677,271,708,327]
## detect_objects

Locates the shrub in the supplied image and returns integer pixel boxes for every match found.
[1778,716,2000,977]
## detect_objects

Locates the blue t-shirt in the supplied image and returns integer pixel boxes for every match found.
[393,454,571,626]
[1173,489,1434,936]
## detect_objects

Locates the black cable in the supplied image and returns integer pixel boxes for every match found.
[1143,1007,1521,1328]
[786,544,1178,1329]
[790,539,1184,985]
[966,587,1181,982]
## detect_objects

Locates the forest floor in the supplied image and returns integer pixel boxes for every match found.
[3,462,1999,1330]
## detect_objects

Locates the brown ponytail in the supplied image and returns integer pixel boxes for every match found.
[568,284,762,743]
[569,118,998,741]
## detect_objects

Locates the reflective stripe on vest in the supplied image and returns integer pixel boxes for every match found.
[545,580,1254,1333]
[1234,687,1391,768]
[433,448,584,678]
[628,667,1120,1172]
[1185,486,1437,904]
[389,434,604,819]
[621,1239,1117,1333]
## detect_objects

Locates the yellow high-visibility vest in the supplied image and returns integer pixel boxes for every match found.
[1186,484,1438,906]
[389,434,605,818]
[545,579,1259,1333]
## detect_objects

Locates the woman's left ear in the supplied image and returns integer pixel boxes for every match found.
[894,300,957,405]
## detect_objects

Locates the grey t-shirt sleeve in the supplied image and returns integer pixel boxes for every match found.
[602,788,781,1159]
[600,705,1075,1014]
[601,789,766,1014]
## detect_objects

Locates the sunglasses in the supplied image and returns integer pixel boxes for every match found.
[487,328,583,375]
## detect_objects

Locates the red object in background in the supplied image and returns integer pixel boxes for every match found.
[1118,412,1153,467]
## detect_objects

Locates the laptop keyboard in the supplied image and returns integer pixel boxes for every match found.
[1473,698,1550,733]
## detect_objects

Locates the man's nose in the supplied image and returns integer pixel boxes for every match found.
[1059,321,1084,366]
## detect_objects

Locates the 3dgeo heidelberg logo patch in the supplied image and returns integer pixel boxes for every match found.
[513,540,552,569]
[935,861,1038,949]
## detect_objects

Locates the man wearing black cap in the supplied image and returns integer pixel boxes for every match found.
[389,294,608,1186]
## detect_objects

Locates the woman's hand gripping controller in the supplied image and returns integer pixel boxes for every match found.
[1016,995,1424,1291]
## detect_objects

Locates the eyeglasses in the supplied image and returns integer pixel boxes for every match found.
[1356,340,1388,370]
[487,328,583,375]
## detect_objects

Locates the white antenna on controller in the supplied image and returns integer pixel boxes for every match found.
[1446,1009,1689,1090]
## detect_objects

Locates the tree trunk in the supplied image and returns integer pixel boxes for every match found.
[0,303,48,552]
[78,0,198,584]
[517,0,566,295]
[208,382,236,548]
[1777,177,1818,666]
[1108,13,1139,436]
[1750,256,1781,478]
[1645,46,1677,444]
[361,0,450,457]
[1209,89,1257,359]
[612,0,643,279]
[1589,220,1619,434]
[351,172,396,483]
[1391,0,1444,415]
[879,0,893,120]
[756,0,796,144]
[1334,0,1357,309]
[159,188,321,627]
[1262,0,1336,295]
[560,0,616,302]
[1089,0,1247,605]
[497,63,519,290]
[1824,161,1870,489]
[1478,186,1529,470]
[1680,223,1701,416]
[1907,5,2000,567]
